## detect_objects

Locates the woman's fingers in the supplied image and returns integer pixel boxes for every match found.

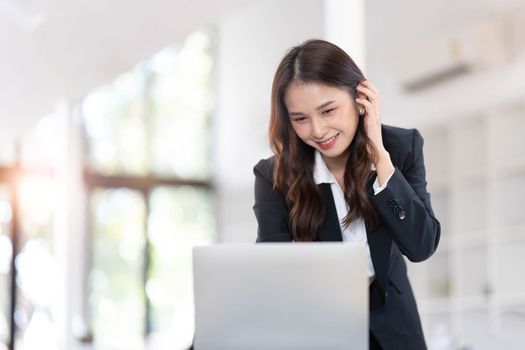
[356,85,375,101]
[360,80,380,96]
[355,97,373,110]
[356,80,381,121]
[356,83,379,103]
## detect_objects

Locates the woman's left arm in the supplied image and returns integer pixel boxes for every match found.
[370,129,441,262]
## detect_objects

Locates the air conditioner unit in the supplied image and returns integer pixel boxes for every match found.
[387,16,511,92]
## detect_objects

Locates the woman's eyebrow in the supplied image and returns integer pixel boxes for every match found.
[316,100,337,110]
[289,100,337,116]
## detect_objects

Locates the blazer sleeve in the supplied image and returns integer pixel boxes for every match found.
[369,129,441,262]
[253,161,292,242]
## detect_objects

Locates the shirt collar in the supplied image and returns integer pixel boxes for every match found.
[313,150,337,185]
[313,150,377,185]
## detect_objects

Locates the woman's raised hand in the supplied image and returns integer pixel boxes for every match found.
[356,80,386,165]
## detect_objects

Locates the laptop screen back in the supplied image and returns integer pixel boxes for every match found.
[192,243,368,350]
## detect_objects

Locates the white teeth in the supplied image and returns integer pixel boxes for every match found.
[320,135,337,144]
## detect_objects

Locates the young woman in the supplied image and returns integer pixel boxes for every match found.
[253,39,441,349]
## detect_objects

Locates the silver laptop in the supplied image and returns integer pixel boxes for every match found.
[192,243,368,350]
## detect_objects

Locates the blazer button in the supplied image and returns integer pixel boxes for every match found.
[393,206,401,213]
[398,211,406,220]
[388,199,397,208]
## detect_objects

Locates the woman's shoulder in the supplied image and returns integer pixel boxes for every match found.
[253,156,276,183]
[381,124,424,173]
[381,123,422,154]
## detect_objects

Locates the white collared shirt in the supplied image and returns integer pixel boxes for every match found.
[313,151,394,278]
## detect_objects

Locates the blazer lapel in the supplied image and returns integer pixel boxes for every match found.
[316,183,343,242]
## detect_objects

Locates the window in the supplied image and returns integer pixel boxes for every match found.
[82,29,216,349]
[0,113,61,349]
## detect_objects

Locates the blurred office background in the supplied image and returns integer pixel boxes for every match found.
[1,0,525,349]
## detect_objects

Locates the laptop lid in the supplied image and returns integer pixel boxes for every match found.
[192,243,368,350]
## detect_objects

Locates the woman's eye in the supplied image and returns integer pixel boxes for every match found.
[293,116,308,123]
[322,108,335,115]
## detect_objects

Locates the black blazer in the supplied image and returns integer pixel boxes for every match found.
[252,124,441,350]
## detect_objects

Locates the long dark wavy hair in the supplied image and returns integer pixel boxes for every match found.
[269,39,379,241]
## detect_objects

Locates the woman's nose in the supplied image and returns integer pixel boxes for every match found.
[311,116,328,139]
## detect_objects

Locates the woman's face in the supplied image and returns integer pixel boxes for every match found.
[284,82,360,163]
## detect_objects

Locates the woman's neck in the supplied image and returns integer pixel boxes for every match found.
[321,152,349,186]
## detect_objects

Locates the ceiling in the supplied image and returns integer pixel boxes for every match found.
[0,0,252,138]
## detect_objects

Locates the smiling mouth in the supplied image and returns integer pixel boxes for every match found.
[317,133,339,145]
